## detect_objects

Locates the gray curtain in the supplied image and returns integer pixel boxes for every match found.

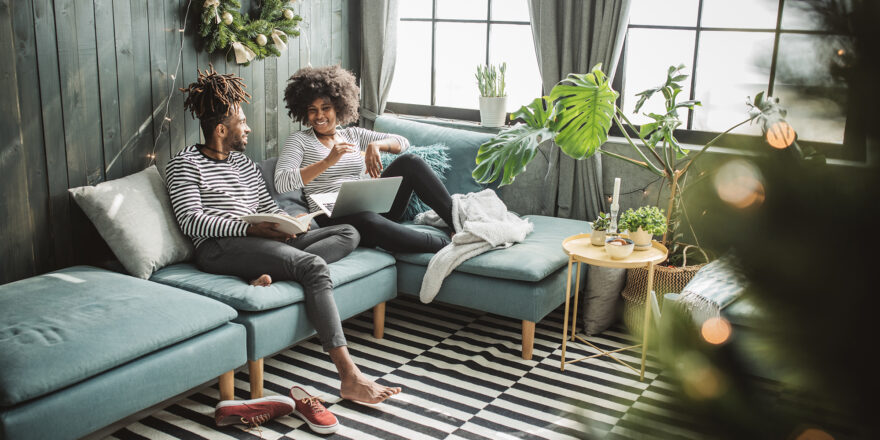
[359,0,399,129]
[528,0,631,220]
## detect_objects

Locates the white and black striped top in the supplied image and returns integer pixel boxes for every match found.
[275,127,409,213]
[165,145,283,248]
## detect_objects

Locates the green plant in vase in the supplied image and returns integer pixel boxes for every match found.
[472,63,778,265]
[619,206,667,249]
[475,62,509,127]
[590,212,611,245]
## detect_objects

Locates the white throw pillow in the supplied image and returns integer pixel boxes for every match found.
[69,165,193,279]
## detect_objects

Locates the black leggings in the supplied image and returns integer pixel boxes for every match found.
[316,154,453,253]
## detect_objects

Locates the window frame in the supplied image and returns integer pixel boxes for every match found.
[385,0,531,123]
[613,0,864,162]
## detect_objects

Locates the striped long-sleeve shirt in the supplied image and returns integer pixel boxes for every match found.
[274,127,409,213]
[165,145,284,248]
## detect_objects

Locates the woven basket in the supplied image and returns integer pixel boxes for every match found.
[622,245,708,337]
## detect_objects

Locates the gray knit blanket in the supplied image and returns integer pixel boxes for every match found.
[414,189,533,303]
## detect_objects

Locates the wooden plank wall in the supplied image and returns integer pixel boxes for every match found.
[0,0,361,284]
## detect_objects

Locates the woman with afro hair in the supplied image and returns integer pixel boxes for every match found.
[275,65,454,253]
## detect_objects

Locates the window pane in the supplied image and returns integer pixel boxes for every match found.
[489,24,541,112]
[491,0,529,22]
[693,31,774,134]
[388,21,432,105]
[437,0,487,20]
[399,0,432,19]
[622,29,696,126]
[435,23,487,109]
[701,0,778,29]
[773,34,846,143]
[629,0,698,26]
[781,0,826,31]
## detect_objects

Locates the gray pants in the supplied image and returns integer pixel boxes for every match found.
[194,225,360,351]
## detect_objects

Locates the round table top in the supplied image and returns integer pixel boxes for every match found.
[562,233,668,269]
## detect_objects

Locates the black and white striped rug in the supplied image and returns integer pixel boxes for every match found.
[105,296,710,440]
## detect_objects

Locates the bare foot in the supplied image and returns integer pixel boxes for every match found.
[340,373,401,404]
[249,274,272,287]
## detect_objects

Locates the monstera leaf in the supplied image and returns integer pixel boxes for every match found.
[472,97,556,186]
[549,64,619,160]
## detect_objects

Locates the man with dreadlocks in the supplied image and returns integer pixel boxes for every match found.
[166,66,401,432]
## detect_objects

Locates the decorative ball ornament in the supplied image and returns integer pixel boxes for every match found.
[200,0,302,64]
[222,12,233,25]
[256,34,267,46]
[284,9,295,19]
[765,119,796,149]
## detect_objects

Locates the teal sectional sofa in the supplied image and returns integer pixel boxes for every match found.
[0,267,246,440]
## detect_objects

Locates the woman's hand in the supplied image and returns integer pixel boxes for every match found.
[365,143,383,178]
[323,142,357,167]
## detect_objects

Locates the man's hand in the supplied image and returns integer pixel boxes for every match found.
[364,143,383,178]
[246,222,295,241]
[323,142,357,167]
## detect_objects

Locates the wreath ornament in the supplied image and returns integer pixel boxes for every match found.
[199,0,303,65]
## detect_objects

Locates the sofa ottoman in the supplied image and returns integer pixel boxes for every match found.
[150,247,397,398]
[0,266,246,440]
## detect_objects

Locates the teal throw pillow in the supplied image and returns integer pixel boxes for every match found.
[380,143,450,221]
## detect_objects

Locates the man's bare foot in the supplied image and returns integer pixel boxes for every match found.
[249,274,272,287]
[340,373,401,404]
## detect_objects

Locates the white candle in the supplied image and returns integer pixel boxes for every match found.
[612,178,621,207]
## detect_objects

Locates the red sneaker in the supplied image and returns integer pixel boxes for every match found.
[290,386,340,434]
[214,396,295,427]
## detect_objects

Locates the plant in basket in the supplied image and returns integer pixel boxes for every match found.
[590,212,611,245]
[619,206,666,250]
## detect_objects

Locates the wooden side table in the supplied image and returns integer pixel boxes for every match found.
[560,233,668,381]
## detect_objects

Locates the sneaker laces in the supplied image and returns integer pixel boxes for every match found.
[301,396,326,414]
[240,413,269,439]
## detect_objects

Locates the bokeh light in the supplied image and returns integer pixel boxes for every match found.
[795,427,835,440]
[677,352,727,400]
[701,317,732,345]
[714,159,766,209]
[765,119,797,149]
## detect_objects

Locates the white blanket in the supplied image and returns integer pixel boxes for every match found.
[414,189,533,303]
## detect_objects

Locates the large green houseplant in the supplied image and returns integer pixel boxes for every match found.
[472,63,778,263]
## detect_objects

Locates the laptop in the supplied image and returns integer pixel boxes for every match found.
[309,176,403,218]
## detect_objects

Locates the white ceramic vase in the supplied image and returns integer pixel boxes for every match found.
[590,229,606,246]
[629,227,653,250]
[479,96,508,127]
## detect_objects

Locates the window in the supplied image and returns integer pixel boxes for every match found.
[619,0,859,160]
[387,0,541,122]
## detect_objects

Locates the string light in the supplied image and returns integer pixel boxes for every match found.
[602,175,664,200]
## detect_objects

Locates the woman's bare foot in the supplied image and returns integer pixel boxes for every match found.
[249,274,272,287]
[340,373,401,404]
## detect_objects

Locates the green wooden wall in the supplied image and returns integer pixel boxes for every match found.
[0,0,361,284]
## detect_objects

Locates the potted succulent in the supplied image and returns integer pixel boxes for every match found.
[590,212,611,245]
[475,62,508,127]
[619,206,667,250]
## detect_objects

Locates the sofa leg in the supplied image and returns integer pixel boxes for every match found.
[248,359,264,399]
[522,320,535,360]
[373,302,386,339]
[219,370,235,401]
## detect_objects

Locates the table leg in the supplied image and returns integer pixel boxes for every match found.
[640,261,655,381]
[570,261,583,341]
[560,256,574,371]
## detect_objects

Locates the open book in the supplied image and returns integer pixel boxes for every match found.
[240,211,323,235]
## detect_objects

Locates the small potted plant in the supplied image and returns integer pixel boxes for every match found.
[590,212,610,245]
[619,206,666,250]
[475,62,508,127]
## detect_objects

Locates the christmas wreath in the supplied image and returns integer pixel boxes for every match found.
[199,0,303,65]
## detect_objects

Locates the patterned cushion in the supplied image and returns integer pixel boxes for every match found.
[679,255,747,324]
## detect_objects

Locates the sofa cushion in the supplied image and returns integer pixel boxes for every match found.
[68,165,194,279]
[374,115,493,197]
[150,248,396,312]
[0,266,237,407]
[394,215,588,282]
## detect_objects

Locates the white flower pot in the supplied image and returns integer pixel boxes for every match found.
[628,227,653,250]
[479,96,508,127]
[590,229,607,246]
